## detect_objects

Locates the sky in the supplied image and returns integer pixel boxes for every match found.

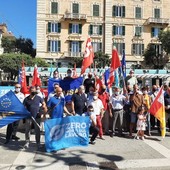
[0,0,36,47]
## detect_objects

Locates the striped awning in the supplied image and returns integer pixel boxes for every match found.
[136,74,170,79]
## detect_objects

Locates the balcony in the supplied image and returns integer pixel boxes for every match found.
[145,17,170,25]
[64,13,87,20]
[64,51,84,58]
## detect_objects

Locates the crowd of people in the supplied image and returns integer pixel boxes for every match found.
[4,69,170,149]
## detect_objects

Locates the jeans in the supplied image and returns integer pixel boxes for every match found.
[25,118,41,144]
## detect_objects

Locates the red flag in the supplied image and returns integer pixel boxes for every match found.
[149,86,166,137]
[72,63,78,78]
[107,47,121,88]
[81,38,94,75]
[21,61,28,94]
[32,64,41,86]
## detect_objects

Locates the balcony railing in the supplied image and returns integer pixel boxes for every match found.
[64,13,87,20]
[64,51,84,57]
[146,17,170,25]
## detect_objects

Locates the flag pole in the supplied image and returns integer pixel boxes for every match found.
[31,116,41,129]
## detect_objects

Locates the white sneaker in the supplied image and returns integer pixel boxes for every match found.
[136,136,139,140]
[23,142,29,149]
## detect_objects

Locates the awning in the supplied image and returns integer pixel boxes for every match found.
[136,74,170,79]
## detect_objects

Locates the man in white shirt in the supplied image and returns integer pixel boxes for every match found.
[5,83,25,144]
[88,91,105,140]
[109,87,128,137]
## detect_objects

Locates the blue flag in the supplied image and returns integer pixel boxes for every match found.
[48,77,83,94]
[44,116,90,152]
[104,69,110,86]
[0,90,30,128]
[121,50,126,78]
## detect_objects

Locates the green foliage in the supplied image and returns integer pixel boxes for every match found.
[143,44,169,69]
[0,53,49,80]
[1,37,16,53]
[1,36,36,57]
[94,52,110,68]
[159,30,170,54]
[72,57,83,67]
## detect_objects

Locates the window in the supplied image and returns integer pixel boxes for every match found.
[69,23,82,34]
[135,7,141,19]
[114,43,125,55]
[93,4,99,17]
[92,42,102,52]
[132,43,144,55]
[72,3,79,14]
[89,25,102,35]
[48,22,61,33]
[113,26,125,36]
[150,44,162,55]
[154,8,160,18]
[112,5,125,17]
[51,2,58,14]
[69,41,81,56]
[135,26,142,36]
[151,27,162,37]
[48,40,61,52]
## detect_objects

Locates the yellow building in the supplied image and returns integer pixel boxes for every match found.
[36,0,170,68]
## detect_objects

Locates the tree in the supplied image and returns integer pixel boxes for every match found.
[94,52,110,68]
[2,36,36,57]
[15,37,36,57]
[159,30,170,55]
[143,44,169,69]
[0,53,49,80]
[1,37,16,53]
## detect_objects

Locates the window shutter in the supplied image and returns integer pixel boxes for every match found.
[99,42,102,52]
[151,27,155,37]
[113,26,116,35]
[58,23,61,33]
[142,44,144,54]
[79,42,81,52]
[132,44,136,55]
[123,43,125,52]
[112,6,116,17]
[89,25,93,35]
[73,3,79,14]
[69,23,72,34]
[79,24,82,34]
[122,26,125,35]
[51,2,58,14]
[99,25,102,35]
[69,41,72,52]
[122,6,125,17]
[47,40,51,52]
[58,41,61,52]
[48,22,51,33]
[93,5,99,16]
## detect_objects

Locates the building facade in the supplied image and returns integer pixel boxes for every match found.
[36,0,170,68]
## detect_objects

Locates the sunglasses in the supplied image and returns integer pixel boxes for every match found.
[89,110,94,112]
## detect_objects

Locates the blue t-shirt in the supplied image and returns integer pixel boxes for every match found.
[47,96,65,119]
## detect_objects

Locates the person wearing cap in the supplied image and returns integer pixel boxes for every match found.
[125,70,138,90]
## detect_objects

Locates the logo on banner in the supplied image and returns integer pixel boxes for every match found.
[50,125,65,141]
[1,98,12,108]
